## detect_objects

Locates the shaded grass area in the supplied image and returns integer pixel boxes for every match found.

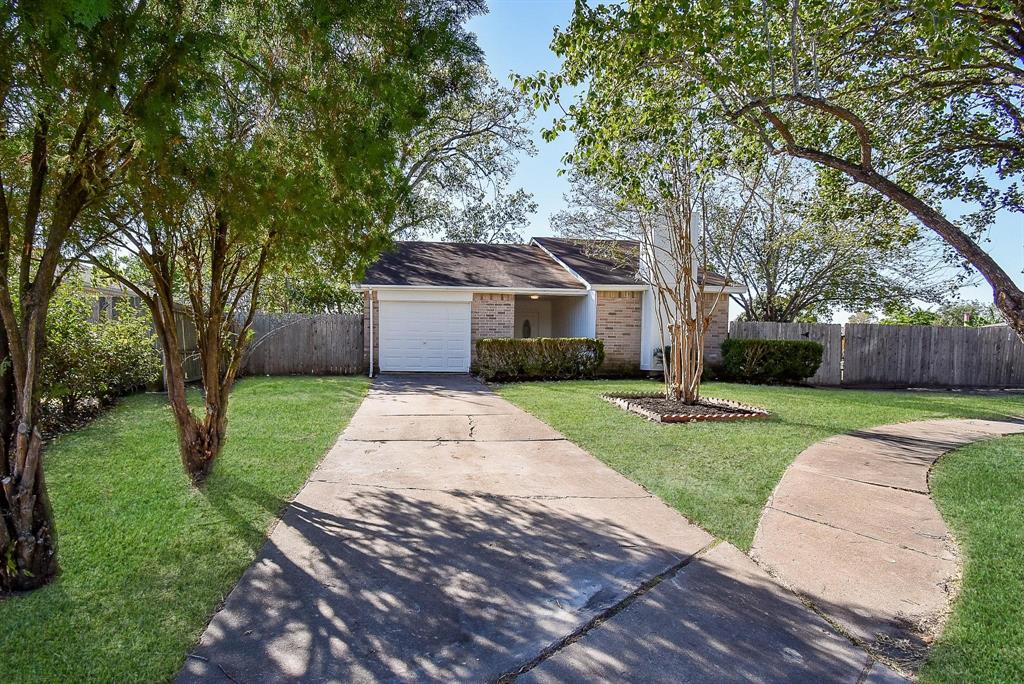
[0,376,368,683]
[497,380,1023,551]
[922,435,1024,684]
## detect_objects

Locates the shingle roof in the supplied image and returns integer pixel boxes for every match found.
[533,237,731,287]
[532,237,642,286]
[362,242,585,289]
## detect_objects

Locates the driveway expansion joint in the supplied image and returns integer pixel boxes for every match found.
[493,540,722,683]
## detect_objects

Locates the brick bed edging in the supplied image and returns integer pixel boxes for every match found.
[602,392,771,423]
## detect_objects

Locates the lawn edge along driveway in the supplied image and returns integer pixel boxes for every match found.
[0,375,369,684]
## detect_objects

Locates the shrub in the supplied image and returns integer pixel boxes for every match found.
[42,286,163,418]
[720,338,823,385]
[475,337,605,381]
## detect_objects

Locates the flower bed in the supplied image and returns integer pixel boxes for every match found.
[602,392,770,423]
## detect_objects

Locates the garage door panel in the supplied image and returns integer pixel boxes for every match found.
[379,301,472,372]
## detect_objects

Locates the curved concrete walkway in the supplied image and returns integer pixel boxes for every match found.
[751,417,1024,666]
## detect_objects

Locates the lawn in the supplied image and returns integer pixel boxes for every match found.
[921,435,1024,684]
[496,379,1024,551]
[0,375,368,684]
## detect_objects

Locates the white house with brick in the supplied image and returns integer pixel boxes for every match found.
[360,237,743,374]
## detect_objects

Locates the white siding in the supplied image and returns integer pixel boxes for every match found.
[551,294,595,338]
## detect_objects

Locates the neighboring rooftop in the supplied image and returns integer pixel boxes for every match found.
[362,242,585,290]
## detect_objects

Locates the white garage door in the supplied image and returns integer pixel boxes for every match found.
[378,300,472,372]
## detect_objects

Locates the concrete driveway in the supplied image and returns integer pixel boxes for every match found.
[178,375,896,683]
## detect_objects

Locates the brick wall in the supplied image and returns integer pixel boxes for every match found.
[702,293,730,364]
[595,290,642,372]
[362,290,378,372]
[471,293,514,360]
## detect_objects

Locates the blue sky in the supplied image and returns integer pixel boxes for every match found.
[467,0,1023,310]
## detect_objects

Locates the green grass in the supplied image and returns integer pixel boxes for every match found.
[0,375,368,684]
[497,379,1023,551]
[921,435,1024,683]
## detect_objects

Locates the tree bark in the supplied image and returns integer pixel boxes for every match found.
[0,324,58,592]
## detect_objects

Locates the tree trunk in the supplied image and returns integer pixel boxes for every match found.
[862,171,1024,340]
[159,325,229,486]
[0,326,58,592]
[175,404,227,486]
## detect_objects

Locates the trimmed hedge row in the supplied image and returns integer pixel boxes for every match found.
[719,338,823,385]
[475,337,605,381]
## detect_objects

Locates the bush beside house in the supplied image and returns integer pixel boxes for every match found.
[719,338,823,385]
[475,338,605,381]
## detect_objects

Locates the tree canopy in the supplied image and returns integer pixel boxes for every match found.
[520,0,1024,335]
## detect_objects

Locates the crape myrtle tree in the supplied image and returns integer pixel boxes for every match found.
[524,0,1024,338]
[706,156,962,322]
[551,130,751,404]
[90,0,485,484]
[0,1,217,591]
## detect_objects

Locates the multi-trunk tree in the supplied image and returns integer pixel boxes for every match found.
[0,0,216,591]
[524,0,1024,338]
[91,0,485,484]
[552,132,749,404]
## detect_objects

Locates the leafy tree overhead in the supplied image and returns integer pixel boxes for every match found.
[0,0,219,591]
[91,0,485,484]
[521,0,1024,338]
[396,67,537,243]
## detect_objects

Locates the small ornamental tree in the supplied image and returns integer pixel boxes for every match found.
[91,0,484,483]
[522,0,1024,339]
[553,137,751,404]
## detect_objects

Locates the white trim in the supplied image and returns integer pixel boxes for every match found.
[376,289,474,303]
[590,283,648,291]
[702,285,749,295]
[530,239,592,288]
[368,289,375,378]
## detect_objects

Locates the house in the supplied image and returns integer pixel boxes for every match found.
[360,237,745,374]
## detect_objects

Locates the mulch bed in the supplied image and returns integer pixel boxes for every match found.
[603,392,770,423]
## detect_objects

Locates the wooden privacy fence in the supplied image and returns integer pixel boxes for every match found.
[730,321,1024,388]
[243,313,362,376]
[729,321,843,386]
[843,323,1024,388]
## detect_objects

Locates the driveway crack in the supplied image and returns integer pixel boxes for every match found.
[492,540,721,682]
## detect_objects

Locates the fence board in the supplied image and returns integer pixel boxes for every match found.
[243,313,363,376]
[841,324,1024,388]
[729,321,843,386]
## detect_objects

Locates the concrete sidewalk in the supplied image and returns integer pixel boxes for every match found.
[178,375,896,683]
[753,417,1024,666]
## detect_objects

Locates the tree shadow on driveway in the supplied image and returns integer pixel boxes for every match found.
[177,485,878,683]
